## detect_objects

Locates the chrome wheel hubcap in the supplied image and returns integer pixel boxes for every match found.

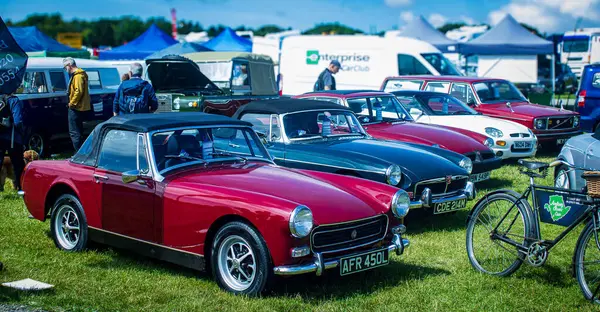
[217,235,256,291]
[54,204,80,249]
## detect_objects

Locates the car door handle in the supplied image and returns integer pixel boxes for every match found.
[93,174,108,182]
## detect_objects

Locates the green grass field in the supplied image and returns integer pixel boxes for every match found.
[1,153,600,311]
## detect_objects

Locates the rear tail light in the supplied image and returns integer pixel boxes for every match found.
[578,90,587,107]
[278,73,283,96]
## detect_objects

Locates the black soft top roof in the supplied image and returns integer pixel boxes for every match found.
[232,98,352,118]
[99,112,252,132]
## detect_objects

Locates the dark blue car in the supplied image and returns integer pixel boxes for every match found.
[232,98,477,215]
[576,64,600,132]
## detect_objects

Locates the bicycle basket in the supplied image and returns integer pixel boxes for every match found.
[583,171,600,198]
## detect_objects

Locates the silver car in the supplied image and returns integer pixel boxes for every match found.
[555,132,600,190]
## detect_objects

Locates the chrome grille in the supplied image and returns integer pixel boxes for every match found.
[547,116,575,130]
[155,94,173,113]
[310,215,388,254]
[414,176,468,198]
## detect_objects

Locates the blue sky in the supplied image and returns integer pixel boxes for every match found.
[3,0,600,34]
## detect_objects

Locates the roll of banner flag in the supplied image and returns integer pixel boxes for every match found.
[0,16,28,95]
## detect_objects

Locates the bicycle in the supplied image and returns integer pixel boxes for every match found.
[466,158,600,304]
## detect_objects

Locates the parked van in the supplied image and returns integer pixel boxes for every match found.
[560,28,600,78]
[15,57,120,156]
[278,35,462,95]
[576,63,600,132]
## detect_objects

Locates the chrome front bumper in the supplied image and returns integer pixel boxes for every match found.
[409,181,476,209]
[273,234,409,276]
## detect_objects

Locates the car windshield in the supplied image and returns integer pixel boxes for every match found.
[151,126,270,173]
[395,94,478,116]
[421,53,461,76]
[283,110,366,141]
[346,96,413,123]
[473,80,527,103]
[563,37,590,53]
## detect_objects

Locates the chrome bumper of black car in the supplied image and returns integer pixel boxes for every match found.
[273,233,409,276]
[409,181,476,209]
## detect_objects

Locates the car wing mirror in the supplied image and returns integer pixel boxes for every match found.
[122,169,143,184]
[255,131,272,146]
[409,108,423,119]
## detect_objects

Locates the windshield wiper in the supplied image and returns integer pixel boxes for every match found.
[211,151,248,163]
[164,154,205,162]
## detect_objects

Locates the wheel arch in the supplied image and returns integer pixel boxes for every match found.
[44,183,78,221]
[203,215,273,270]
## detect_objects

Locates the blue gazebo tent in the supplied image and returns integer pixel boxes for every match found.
[99,24,178,60]
[400,15,460,53]
[8,26,90,58]
[202,28,252,52]
[145,41,212,59]
[460,15,553,55]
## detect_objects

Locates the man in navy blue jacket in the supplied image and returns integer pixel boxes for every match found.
[0,93,25,191]
[113,63,158,116]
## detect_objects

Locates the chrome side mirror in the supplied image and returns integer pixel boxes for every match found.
[122,170,141,184]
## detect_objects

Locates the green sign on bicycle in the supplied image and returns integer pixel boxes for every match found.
[544,195,572,222]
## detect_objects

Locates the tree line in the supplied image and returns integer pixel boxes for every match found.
[5,13,544,48]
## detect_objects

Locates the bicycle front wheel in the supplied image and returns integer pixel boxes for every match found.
[574,220,600,304]
[466,192,532,276]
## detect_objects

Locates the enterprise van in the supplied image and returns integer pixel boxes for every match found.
[278,35,462,95]
[14,57,120,156]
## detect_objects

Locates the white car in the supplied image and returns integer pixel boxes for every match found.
[393,90,537,160]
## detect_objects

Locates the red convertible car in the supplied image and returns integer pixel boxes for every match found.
[381,76,582,146]
[18,113,410,296]
[294,90,502,183]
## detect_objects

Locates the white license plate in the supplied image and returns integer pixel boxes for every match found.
[434,198,468,214]
[339,248,389,276]
[557,138,567,145]
[469,171,491,183]
[514,141,532,149]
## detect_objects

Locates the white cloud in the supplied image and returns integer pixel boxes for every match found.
[488,2,559,31]
[460,15,476,25]
[489,0,600,32]
[384,0,412,7]
[428,13,448,28]
[400,11,415,23]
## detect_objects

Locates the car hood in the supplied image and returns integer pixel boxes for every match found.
[167,162,385,224]
[481,102,578,118]
[364,121,489,155]
[145,58,221,93]
[427,115,531,136]
[298,137,468,181]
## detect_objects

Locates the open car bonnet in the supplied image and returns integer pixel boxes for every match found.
[145,56,221,92]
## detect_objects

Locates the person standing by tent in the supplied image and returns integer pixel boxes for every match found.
[313,60,341,91]
[63,57,91,151]
[113,63,158,116]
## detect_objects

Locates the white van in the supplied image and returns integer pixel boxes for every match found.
[560,28,600,78]
[278,35,462,95]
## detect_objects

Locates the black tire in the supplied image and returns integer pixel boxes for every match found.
[466,192,532,276]
[574,220,600,304]
[50,194,88,252]
[554,165,572,190]
[211,221,273,296]
[25,129,50,158]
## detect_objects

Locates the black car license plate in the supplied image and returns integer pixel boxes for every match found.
[434,198,467,214]
[339,248,389,276]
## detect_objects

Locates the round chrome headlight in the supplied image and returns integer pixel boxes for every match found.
[391,189,410,218]
[573,116,580,128]
[484,138,494,147]
[535,118,546,130]
[386,165,402,186]
[459,157,473,174]
[289,206,313,238]
[485,127,503,138]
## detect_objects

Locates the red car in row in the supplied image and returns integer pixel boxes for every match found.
[381,76,582,146]
[19,113,410,296]
[294,90,502,183]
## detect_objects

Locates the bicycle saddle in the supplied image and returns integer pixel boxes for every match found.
[518,159,549,171]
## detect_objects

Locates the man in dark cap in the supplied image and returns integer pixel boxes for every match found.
[314,60,341,91]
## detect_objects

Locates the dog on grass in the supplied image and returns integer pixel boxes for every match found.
[0,150,39,191]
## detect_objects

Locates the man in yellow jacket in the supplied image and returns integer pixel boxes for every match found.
[63,57,91,151]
